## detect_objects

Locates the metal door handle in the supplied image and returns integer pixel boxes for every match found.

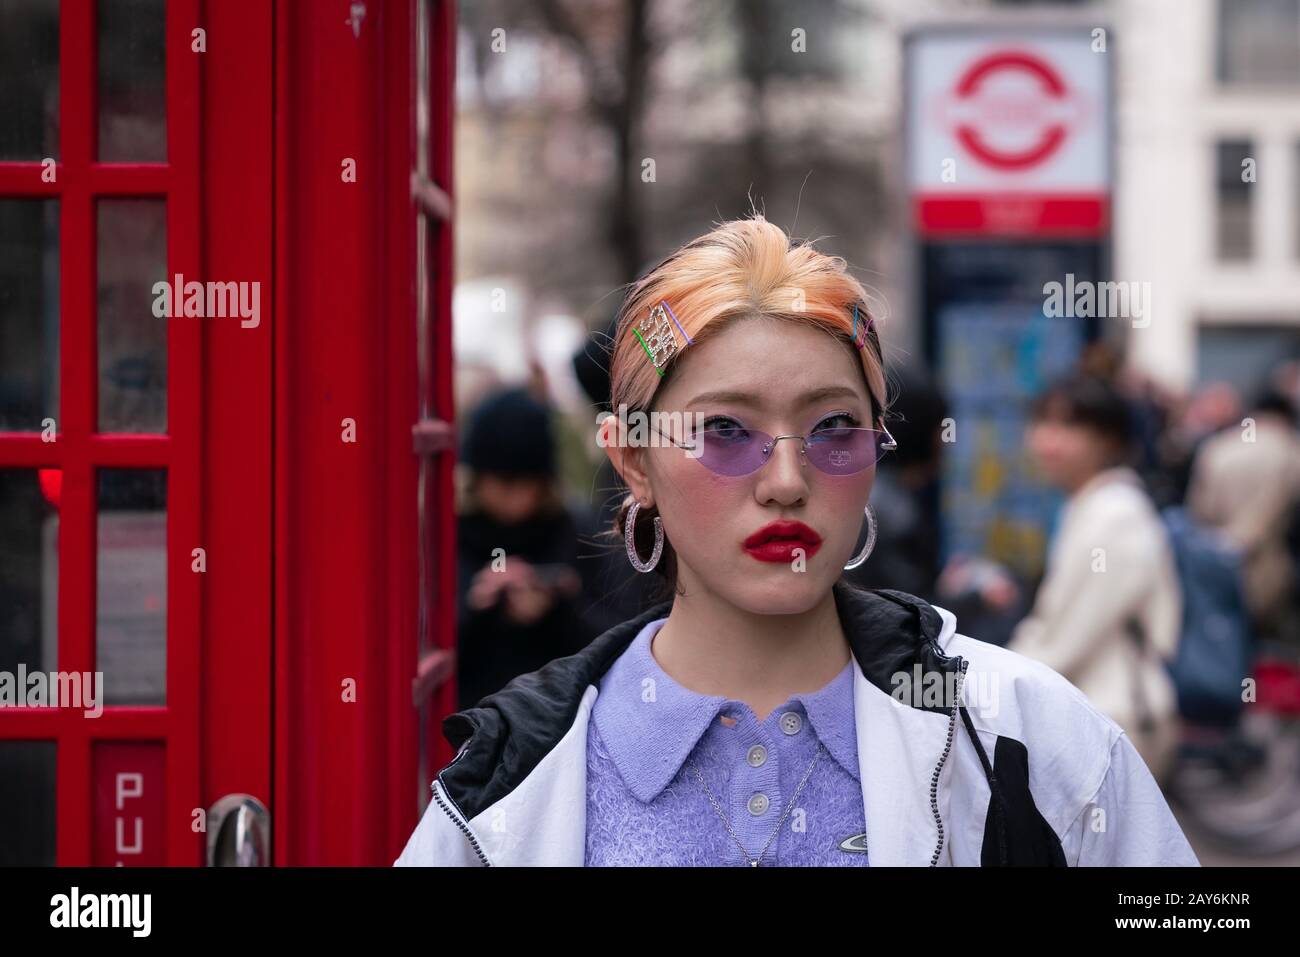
[207,794,271,866]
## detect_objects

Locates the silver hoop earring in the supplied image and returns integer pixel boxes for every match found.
[843,504,878,571]
[625,501,664,573]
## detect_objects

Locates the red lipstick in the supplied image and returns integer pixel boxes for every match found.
[742,520,823,563]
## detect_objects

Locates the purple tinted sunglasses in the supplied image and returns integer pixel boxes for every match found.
[666,424,897,477]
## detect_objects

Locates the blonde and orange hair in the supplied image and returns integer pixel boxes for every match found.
[610,214,887,419]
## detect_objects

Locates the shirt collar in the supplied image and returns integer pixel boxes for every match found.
[592,617,860,803]
[792,657,860,784]
[592,618,726,803]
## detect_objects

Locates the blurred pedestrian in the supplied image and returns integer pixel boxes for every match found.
[1187,385,1300,644]
[1158,382,1242,507]
[1009,374,1183,782]
[455,386,596,710]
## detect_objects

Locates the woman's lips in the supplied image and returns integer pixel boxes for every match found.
[742,521,823,563]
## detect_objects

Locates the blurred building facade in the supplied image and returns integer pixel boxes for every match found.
[1115,0,1300,394]
[450,0,1300,401]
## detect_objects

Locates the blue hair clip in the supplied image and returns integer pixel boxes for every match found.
[851,303,874,350]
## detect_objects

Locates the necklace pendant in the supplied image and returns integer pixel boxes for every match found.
[749,859,759,867]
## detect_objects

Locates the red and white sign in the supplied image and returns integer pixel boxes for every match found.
[907,30,1109,237]
[94,743,166,866]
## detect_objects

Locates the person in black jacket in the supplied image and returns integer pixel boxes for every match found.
[456,387,595,710]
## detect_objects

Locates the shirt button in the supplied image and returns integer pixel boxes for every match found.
[747,792,770,816]
[779,711,802,735]
[746,744,767,767]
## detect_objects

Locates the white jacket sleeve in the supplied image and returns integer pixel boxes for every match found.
[1063,732,1199,866]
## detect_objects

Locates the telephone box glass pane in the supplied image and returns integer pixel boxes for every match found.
[0,0,59,161]
[96,468,166,705]
[0,199,60,431]
[98,0,167,163]
[0,469,59,676]
[0,741,57,866]
[98,199,167,434]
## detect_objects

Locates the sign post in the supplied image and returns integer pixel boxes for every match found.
[905,24,1112,582]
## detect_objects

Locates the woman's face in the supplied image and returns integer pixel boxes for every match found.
[608,316,878,616]
[1026,413,1111,491]
[475,473,548,525]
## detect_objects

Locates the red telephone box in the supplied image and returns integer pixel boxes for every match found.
[0,0,457,866]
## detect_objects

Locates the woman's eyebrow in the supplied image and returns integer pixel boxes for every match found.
[686,385,862,406]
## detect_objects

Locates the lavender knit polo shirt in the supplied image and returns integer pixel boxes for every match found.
[585,617,869,866]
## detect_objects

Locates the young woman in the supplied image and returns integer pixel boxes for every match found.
[396,215,1198,867]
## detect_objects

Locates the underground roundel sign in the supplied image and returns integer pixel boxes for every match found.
[906,30,1109,237]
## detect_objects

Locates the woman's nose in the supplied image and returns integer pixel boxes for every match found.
[756,436,809,504]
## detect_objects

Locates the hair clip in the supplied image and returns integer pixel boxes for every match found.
[851,303,875,350]
[633,300,692,377]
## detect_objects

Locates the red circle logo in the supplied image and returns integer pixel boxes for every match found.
[949,50,1074,171]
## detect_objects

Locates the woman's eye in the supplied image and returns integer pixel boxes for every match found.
[702,416,749,441]
[813,412,859,433]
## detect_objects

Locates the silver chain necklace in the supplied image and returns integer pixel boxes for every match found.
[688,742,827,867]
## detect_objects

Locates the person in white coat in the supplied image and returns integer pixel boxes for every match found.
[1010,374,1182,783]
[397,215,1197,866]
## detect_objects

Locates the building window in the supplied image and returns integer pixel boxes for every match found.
[1217,140,1254,261]
[1218,0,1300,86]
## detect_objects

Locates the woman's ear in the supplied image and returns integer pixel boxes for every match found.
[598,412,654,505]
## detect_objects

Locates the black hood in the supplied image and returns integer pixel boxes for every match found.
[439,584,965,822]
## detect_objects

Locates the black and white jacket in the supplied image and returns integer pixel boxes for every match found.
[395,585,1200,866]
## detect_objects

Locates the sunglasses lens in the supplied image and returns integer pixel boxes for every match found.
[694,427,769,476]
[805,428,881,475]
[688,427,890,476]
